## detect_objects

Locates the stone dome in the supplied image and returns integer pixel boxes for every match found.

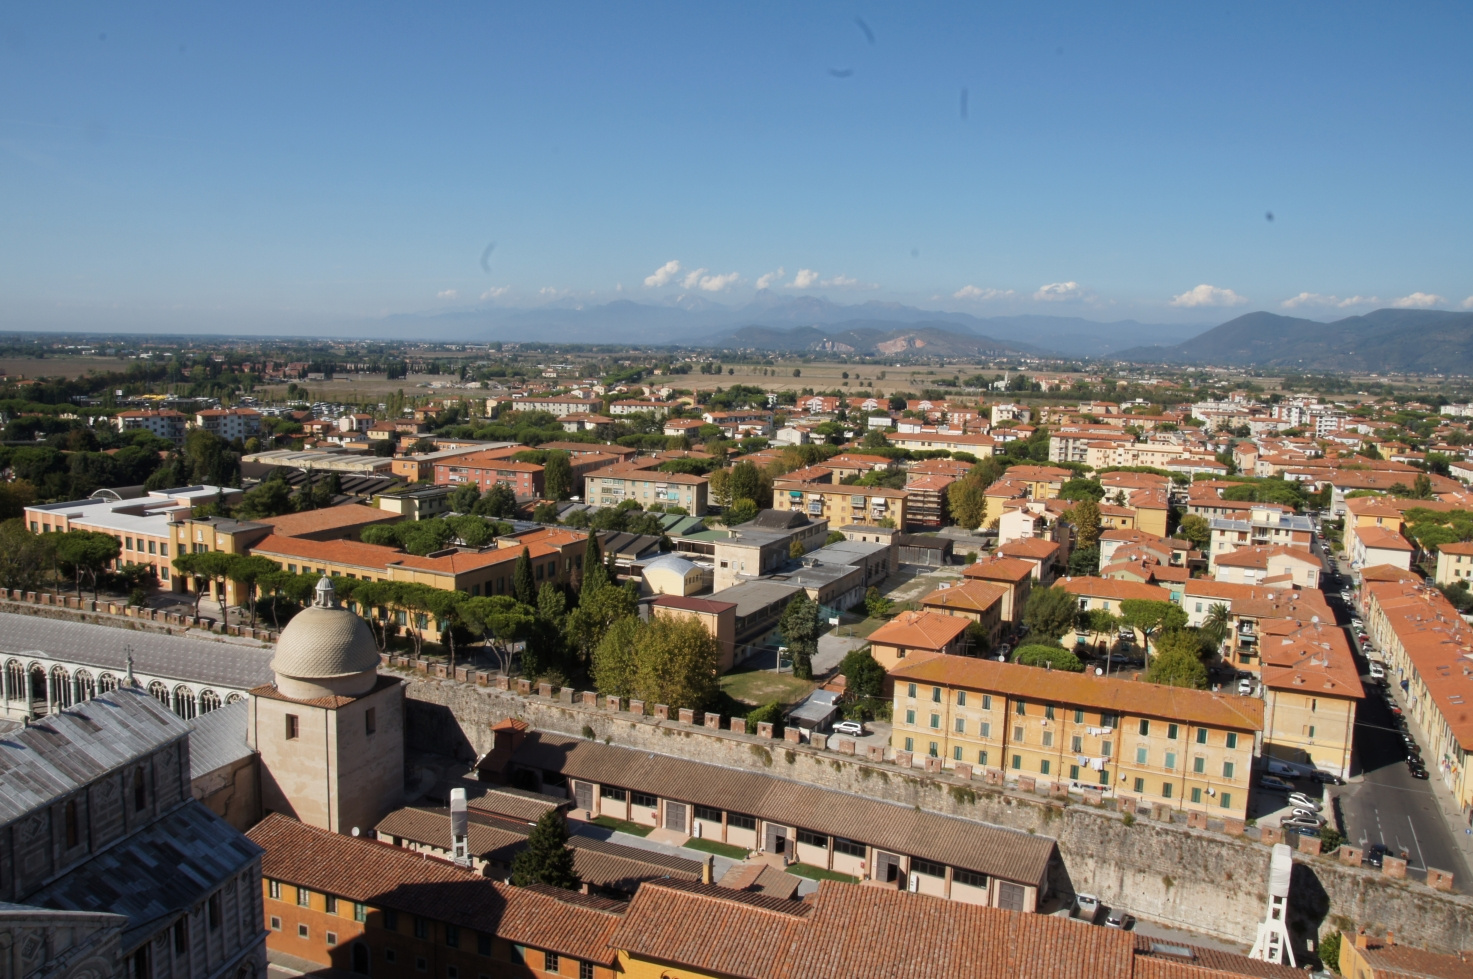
[270,577,380,698]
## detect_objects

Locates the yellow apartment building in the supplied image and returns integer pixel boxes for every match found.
[771,480,908,529]
[889,655,1261,819]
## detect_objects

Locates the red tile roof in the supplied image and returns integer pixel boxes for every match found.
[868,610,970,651]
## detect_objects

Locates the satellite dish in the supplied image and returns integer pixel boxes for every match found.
[1095,667,1104,676]
[351,827,360,837]
[1311,615,1320,625]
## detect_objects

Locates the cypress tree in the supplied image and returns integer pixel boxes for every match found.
[513,547,536,605]
[509,810,580,890]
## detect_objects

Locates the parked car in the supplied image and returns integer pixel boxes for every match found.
[1287,793,1322,811]
[1259,775,1295,791]
[1387,703,1403,717]
[1351,618,1364,630]
[1075,893,1101,923]
[1309,770,1344,785]
[1104,909,1135,930]
[1368,662,1385,681]
[1409,762,1429,779]
[1287,823,1322,839]
[1281,815,1324,831]
[1289,807,1325,823]
[1265,759,1301,778]
[831,720,864,738]
[1365,843,1389,867]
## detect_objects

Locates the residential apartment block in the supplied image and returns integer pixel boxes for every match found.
[771,479,907,528]
[889,655,1261,819]
[194,407,262,442]
[585,463,709,515]
[113,408,188,443]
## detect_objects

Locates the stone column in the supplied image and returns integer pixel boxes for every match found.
[1,663,9,703]
[44,669,54,712]
[72,674,82,705]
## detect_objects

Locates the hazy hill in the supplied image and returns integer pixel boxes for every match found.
[1115,309,1473,372]
[715,321,1042,358]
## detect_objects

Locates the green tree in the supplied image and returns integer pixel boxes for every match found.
[235,471,294,519]
[475,484,519,518]
[424,588,469,669]
[838,647,885,701]
[788,538,806,560]
[1013,644,1085,672]
[543,451,574,500]
[1177,513,1211,548]
[1316,930,1342,974]
[461,594,537,674]
[779,592,821,680]
[629,615,720,709]
[513,547,536,604]
[1068,498,1102,551]
[1144,630,1209,688]
[509,810,580,890]
[723,499,759,526]
[448,482,481,513]
[1022,586,1078,642]
[580,533,607,598]
[864,586,893,619]
[1119,599,1188,654]
[591,616,641,699]
[1201,603,1232,654]
[567,582,639,664]
[1079,609,1120,645]
[0,519,54,593]
[54,530,121,599]
[727,460,771,510]
[947,478,988,530]
[191,550,238,630]
[226,555,283,628]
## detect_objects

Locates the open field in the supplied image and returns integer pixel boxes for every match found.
[718,666,814,708]
[0,355,120,380]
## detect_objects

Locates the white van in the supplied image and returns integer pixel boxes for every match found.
[1265,759,1301,778]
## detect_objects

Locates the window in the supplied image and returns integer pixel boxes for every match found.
[134,766,147,811]
[385,950,397,964]
[928,741,938,757]
[912,858,945,877]
[955,869,987,888]
[414,917,429,940]
[208,893,222,931]
[905,709,916,725]
[297,886,311,908]
[1164,752,1176,771]
[1225,732,1238,749]
[1012,725,1024,742]
[326,895,338,914]
[477,933,493,956]
[907,683,917,699]
[1196,728,1208,745]
[173,920,188,954]
[298,924,309,939]
[286,714,299,740]
[1132,777,1145,793]
[1045,704,1055,720]
[64,800,79,849]
[982,694,992,710]
[1220,793,1232,809]
[954,717,965,733]
[1222,761,1235,779]
[1101,712,1119,728]
[384,910,398,931]
[365,708,377,735]
[929,713,940,729]
[600,785,626,802]
[1101,740,1112,757]
[957,690,966,706]
[354,903,367,923]
[445,924,460,948]
[1016,700,1026,716]
[1138,719,1150,736]
[1074,708,1085,723]
[1071,735,1083,753]
[977,750,988,766]
[1135,747,1148,765]
[327,933,338,947]
[1069,764,1080,780]
[1191,787,1202,804]
[1307,725,1316,738]
[545,952,560,973]
[632,792,657,808]
[1099,769,1110,785]
[1193,756,1206,774]
[728,813,756,831]
[1011,754,1022,770]
[415,958,427,973]
[268,880,281,900]
[904,737,914,752]
[931,686,941,703]
[797,828,827,848]
[507,947,521,965]
[580,964,595,979]
[980,722,991,738]
[1041,731,1053,748]
[834,837,866,857]
[1040,760,1051,775]
[1167,723,1179,740]
[1162,782,1173,799]
[270,917,281,931]
[694,805,722,822]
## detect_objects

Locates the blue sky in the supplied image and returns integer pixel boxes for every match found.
[2,2,1471,333]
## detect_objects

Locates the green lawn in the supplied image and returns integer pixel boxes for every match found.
[589,815,652,837]
[719,668,814,708]
[683,838,751,860]
[783,862,860,884]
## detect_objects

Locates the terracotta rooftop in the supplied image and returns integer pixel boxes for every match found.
[1213,545,1325,568]
[868,610,971,651]
[919,579,1010,614]
[999,537,1061,560]
[1257,618,1363,698]
[1354,526,1415,551]
[257,503,401,537]
[1056,576,1175,603]
[652,594,738,614]
[964,557,1035,583]
[890,654,1263,732]
[1369,582,1473,749]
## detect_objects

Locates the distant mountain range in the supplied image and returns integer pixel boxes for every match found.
[373,293,1206,357]
[1114,309,1473,373]
[714,322,1041,358]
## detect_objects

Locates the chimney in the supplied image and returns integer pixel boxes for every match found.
[1355,928,1368,949]
[702,854,714,884]
[1386,931,1395,947]
[450,788,471,868]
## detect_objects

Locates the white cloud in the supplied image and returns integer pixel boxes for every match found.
[479,286,508,301]
[436,289,459,300]
[677,268,742,292]
[954,285,1014,301]
[789,268,819,289]
[1034,281,1083,302]
[755,267,786,290]
[538,286,561,297]
[1462,296,1473,310]
[1168,284,1248,308]
[1393,292,1445,309]
[1280,292,1381,309]
[643,260,682,288]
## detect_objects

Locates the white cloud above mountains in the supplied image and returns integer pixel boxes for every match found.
[643,260,683,288]
[1280,293,1381,309]
[1034,281,1083,302]
[681,269,742,292]
[1169,284,1247,308]
[755,267,786,290]
[790,268,820,289]
[1463,297,1473,310]
[1393,292,1445,309]
[436,289,459,300]
[479,286,508,301]
[953,285,1014,301]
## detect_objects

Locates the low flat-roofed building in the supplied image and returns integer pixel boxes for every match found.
[702,580,804,659]
[890,654,1261,818]
[637,552,713,597]
[242,448,393,474]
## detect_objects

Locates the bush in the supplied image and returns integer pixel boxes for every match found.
[1013,644,1084,672]
[746,701,785,736]
[1317,930,1342,973]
